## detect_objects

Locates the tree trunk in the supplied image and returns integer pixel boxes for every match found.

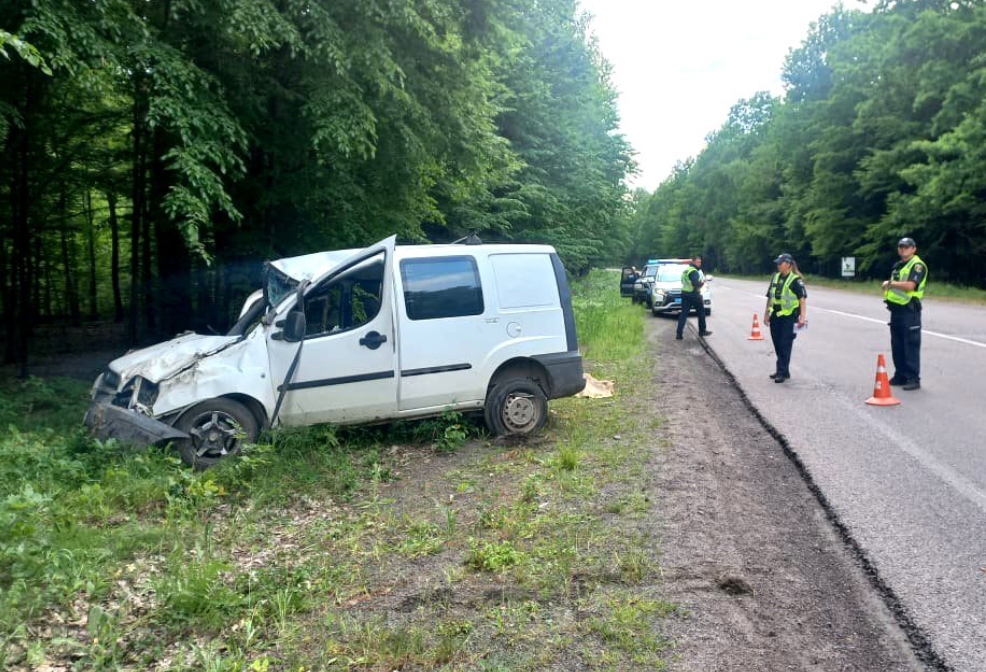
[32,230,43,314]
[8,88,34,374]
[107,191,124,321]
[150,126,189,337]
[85,190,98,319]
[60,183,81,326]
[141,179,155,335]
[0,228,8,323]
[129,72,147,345]
[43,247,54,318]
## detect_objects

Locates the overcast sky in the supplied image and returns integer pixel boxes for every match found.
[578,0,849,190]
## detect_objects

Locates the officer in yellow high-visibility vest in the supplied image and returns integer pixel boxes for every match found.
[882,237,927,391]
[763,253,807,383]
[675,255,712,340]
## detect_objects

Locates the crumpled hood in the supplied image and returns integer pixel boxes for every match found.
[109,333,241,384]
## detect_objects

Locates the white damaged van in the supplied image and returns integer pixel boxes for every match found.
[85,236,585,467]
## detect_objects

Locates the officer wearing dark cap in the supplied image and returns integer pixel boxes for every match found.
[882,237,927,390]
[676,255,712,340]
[763,253,807,383]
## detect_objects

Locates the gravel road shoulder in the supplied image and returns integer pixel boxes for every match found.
[647,315,924,671]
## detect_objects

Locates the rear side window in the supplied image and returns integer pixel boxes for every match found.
[401,256,484,320]
[490,253,559,310]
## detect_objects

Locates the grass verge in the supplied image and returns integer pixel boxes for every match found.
[0,269,673,671]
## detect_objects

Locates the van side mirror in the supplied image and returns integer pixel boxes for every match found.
[281,311,307,342]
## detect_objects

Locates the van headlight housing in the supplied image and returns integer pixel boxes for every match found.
[115,376,159,411]
[136,377,159,407]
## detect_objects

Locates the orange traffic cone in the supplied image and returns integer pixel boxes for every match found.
[865,354,901,406]
[747,313,765,341]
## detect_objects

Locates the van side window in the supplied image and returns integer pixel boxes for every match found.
[489,253,558,310]
[401,256,484,321]
[304,253,384,337]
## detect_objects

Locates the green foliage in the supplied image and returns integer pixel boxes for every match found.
[465,539,523,573]
[0,376,90,432]
[585,594,675,666]
[572,270,645,361]
[155,557,241,630]
[0,28,50,74]
[554,443,580,472]
[634,1,986,286]
[390,409,475,453]
[395,519,444,558]
[0,267,681,670]
[0,0,634,362]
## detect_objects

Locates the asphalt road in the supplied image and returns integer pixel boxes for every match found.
[670,277,986,671]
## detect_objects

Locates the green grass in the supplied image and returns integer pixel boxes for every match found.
[720,272,986,304]
[574,269,646,361]
[0,269,676,671]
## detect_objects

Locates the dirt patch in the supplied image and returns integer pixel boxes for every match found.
[647,315,924,671]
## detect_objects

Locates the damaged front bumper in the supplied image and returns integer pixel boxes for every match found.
[83,402,189,447]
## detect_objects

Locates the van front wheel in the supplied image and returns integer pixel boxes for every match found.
[485,379,548,437]
[175,398,259,469]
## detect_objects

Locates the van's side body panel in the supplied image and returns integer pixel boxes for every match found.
[393,246,568,412]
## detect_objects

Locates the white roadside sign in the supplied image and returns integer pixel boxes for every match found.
[841,256,856,278]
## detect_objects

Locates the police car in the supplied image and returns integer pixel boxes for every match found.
[630,261,659,303]
[649,262,713,316]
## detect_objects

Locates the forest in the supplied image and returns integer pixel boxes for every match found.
[632,0,986,285]
[0,0,634,372]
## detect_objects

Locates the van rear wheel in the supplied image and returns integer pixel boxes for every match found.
[175,398,259,469]
[485,379,548,438]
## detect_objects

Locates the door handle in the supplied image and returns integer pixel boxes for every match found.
[359,330,387,350]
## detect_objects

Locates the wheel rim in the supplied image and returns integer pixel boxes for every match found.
[502,392,539,433]
[187,410,241,459]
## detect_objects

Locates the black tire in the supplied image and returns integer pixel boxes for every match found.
[484,378,548,438]
[174,398,259,469]
[705,308,712,316]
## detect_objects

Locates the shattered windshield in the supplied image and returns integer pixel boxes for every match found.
[266,265,300,308]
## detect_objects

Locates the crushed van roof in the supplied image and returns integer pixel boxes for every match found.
[270,242,556,281]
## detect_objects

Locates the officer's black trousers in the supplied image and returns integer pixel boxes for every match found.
[889,307,921,383]
[769,312,797,377]
[676,293,706,337]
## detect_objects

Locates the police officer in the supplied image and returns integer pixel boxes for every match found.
[676,255,712,340]
[882,237,927,391]
[763,253,807,383]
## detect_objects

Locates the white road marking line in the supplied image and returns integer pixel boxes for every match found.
[816,308,885,325]
[830,390,986,514]
[717,284,986,349]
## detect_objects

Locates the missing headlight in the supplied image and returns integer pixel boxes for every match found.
[113,377,159,411]
[134,377,159,408]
